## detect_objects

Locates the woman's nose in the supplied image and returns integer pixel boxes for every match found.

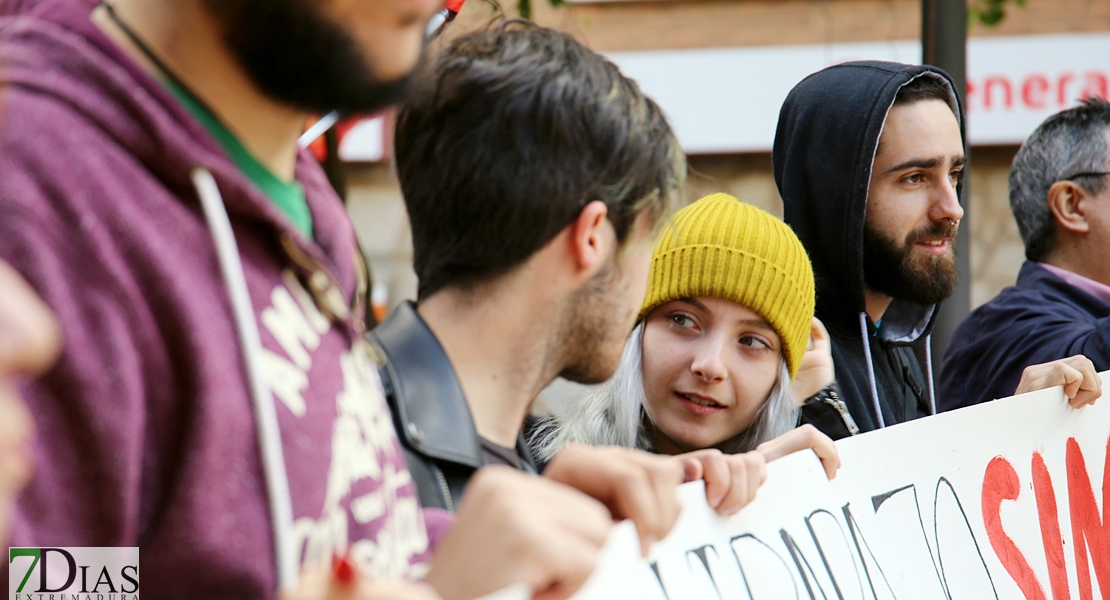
[690,338,727,382]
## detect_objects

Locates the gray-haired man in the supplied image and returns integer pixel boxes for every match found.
[940,98,1110,410]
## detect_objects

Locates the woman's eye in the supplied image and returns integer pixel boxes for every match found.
[670,314,692,327]
[739,335,769,349]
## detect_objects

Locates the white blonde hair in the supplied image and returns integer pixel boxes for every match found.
[533,322,799,460]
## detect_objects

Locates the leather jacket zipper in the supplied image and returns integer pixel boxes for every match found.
[810,386,860,436]
[431,464,454,513]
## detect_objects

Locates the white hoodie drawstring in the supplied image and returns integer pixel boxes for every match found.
[859,312,886,428]
[925,333,937,415]
[193,168,298,590]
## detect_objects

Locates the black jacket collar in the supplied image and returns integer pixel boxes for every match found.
[1016,261,1110,314]
[371,301,484,469]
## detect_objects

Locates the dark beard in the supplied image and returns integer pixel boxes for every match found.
[863,220,958,306]
[202,0,419,114]
[557,261,631,384]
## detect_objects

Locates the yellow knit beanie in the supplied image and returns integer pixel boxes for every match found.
[639,193,816,378]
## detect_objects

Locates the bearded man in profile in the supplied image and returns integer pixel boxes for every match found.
[0,1,692,598]
[775,64,1099,440]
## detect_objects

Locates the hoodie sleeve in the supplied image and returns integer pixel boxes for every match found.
[0,209,165,551]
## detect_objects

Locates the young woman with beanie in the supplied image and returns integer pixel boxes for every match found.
[534,194,840,504]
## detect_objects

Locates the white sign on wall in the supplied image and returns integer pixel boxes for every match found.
[608,33,1110,153]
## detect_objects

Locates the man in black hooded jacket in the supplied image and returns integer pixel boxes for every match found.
[774,62,1101,439]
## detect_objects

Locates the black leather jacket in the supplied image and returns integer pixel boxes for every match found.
[369,301,535,512]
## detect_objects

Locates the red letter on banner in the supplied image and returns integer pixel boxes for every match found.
[1031,452,1069,600]
[983,456,1046,600]
[1065,437,1110,600]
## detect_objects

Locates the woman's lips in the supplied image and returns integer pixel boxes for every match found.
[675,391,725,416]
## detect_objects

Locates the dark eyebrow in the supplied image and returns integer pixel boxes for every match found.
[735,318,777,332]
[676,298,776,332]
[676,297,709,312]
[881,155,966,176]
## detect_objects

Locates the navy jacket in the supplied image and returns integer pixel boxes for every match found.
[939,261,1110,411]
[775,61,966,436]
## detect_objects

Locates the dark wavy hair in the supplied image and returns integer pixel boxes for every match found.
[394,20,686,300]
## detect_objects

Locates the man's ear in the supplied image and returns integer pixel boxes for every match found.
[1047,181,1090,234]
[568,200,613,276]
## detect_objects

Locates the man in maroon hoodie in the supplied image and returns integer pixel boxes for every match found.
[0,0,688,598]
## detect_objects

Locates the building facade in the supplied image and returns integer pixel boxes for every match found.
[344,0,1110,319]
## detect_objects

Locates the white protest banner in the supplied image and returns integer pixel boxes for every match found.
[567,372,1110,599]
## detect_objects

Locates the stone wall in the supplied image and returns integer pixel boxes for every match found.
[345,146,1027,314]
[343,0,1104,412]
[348,0,1104,312]
[444,0,1110,51]
[345,147,1032,414]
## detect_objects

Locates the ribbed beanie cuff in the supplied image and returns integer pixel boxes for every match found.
[639,194,816,377]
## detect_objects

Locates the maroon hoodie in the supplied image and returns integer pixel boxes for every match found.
[0,2,444,597]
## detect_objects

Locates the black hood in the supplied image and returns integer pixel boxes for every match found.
[773,61,965,343]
